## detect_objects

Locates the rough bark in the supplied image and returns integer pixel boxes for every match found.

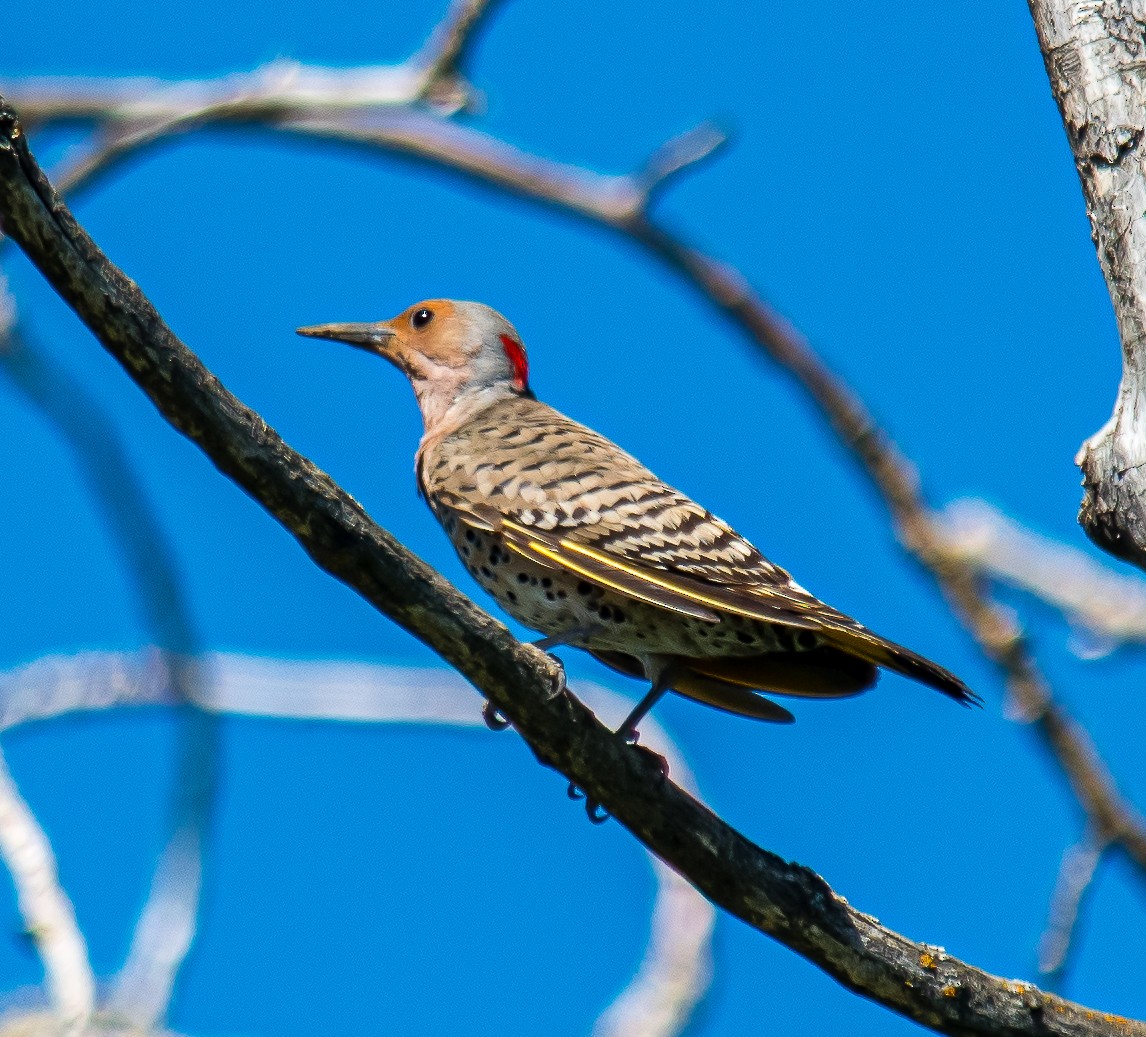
[1029,1,1146,567]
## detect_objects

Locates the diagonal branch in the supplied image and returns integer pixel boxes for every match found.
[938,498,1146,653]
[0,99,1142,1037]
[0,744,95,1024]
[266,108,1146,879]
[1037,830,1109,987]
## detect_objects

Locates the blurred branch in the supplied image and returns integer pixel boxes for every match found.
[3,0,498,130]
[0,652,715,1037]
[1027,2,1146,571]
[0,744,94,1025]
[1037,830,1108,986]
[0,303,214,1029]
[939,498,1146,653]
[0,103,1141,1037]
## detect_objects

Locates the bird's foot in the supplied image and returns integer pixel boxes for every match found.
[531,623,603,653]
[615,725,670,780]
[545,656,567,701]
[567,782,610,824]
[482,701,511,731]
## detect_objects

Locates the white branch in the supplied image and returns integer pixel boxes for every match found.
[0,745,95,1025]
[938,498,1146,654]
[0,653,714,1037]
[1029,1,1146,567]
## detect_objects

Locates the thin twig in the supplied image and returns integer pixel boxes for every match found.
[1037,830,1109,986]
[407,0,502,110]
[0,100,1141,1037]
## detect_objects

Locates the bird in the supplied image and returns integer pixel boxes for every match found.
[298,300,978,745]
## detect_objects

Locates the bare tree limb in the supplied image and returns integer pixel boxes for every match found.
[0,744,94,1025]
[0,314,216,1029]
[939,499,1146,654]
[1038,831,1109,986]
[0,99,1142,1037]
[0,652,715,1037]
[1027,2,1146,569]
[0,634,719,1037]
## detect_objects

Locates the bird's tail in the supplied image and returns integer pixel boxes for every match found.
[818,626,980,706]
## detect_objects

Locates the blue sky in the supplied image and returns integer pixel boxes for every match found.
[2,2,1143,1034]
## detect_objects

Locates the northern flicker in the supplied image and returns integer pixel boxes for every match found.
[298,300,977,742]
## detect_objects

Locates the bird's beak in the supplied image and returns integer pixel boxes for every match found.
[296,322,396,353]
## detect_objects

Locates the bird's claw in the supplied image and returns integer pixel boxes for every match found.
[545,656,567,701]
[615,727,670,781]
[482,702,511,731]
[585,799,610,824]
[568,782,610,822]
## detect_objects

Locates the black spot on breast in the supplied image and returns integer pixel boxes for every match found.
[736,631,754,645]
[556,590,567,600]
[541,577,552,588]
[598,606,612,621]
[507,591,518,602]
[465,530,476,543]
[545,591,556,601]
[577,582,592,596]
[517,573,529,584]
[796,630,818,650]
[479,566,493,579]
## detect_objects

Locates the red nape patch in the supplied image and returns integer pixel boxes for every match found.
[499,334,529,391]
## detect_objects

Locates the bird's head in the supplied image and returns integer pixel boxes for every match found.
[298,299,531,436]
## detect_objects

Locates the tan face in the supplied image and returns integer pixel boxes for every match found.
[297,299,474,381]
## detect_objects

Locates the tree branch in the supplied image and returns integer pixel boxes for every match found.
[1,100,1142,1037]
[0,744,94,1025]
[1027,1,1146,569]
[0,652,715,1037]
[938,499,1146,654]
[0,312,217,1029]
[1037,830,1108,986]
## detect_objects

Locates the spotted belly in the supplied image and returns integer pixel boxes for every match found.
[447,523,798,659]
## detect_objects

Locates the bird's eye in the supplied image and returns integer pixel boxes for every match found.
[411,308,434,330]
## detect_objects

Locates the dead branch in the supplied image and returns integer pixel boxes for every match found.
[0,652,714,1037]
[0,315,216,1029]
[1027,2,1146,569]
[939,498,1146,653]
[1038,830,1109,985]
[0,746,94,1025]
[0,99,1141,1037]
